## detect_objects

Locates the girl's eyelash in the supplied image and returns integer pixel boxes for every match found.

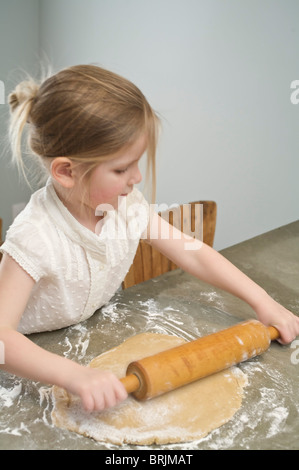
[115,168,128,174]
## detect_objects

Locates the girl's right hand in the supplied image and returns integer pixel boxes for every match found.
[66,366,128,412]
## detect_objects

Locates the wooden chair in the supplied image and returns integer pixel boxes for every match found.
[122,200,217,288]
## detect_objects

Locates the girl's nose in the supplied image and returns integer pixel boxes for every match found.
[129,165,142,185]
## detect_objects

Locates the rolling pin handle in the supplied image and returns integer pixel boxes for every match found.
[268,326,280,341]
[120,373,140,394]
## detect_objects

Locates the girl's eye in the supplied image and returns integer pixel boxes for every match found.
[115,168,128,174]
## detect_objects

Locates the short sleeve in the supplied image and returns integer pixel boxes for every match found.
[0,214,52,282]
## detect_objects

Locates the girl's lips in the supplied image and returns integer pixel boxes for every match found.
[120,190,132,197]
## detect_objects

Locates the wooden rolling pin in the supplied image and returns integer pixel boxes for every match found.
[120,319,279,400]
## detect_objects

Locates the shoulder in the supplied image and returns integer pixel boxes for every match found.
[4,185,53,243]
[1,186,57,281]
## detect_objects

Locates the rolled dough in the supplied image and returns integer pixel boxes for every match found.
[51,332,247,445]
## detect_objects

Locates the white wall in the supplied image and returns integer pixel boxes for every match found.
[39,0,299,249]
[2,0,298,249]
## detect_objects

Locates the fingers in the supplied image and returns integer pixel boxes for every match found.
[273,314,299,345]
[277,322,299,345]
[79,370,128,413]
[256,298,299,345]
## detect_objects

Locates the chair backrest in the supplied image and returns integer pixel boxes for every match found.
[122,200,217,288]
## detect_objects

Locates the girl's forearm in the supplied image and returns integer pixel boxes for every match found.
[149,215,269,310]
[183,242,299,344]
[0,327,82,388]
[185,243,269,309]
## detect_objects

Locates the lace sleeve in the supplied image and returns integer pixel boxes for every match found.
[0,218,51,282]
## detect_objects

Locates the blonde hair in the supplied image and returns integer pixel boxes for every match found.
[8,65,159,200]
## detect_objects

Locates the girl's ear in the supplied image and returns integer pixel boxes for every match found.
[50,157,76,188]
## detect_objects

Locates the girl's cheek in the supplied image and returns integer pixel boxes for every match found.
[91,185,121,204]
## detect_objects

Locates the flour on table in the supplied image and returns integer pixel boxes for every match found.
[0,383,22,408]
[51,332,247,445]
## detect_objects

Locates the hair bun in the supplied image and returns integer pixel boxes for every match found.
[9,80,39,113]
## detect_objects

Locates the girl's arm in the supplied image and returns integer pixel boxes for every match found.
[146,213,299,344]
[0,254,127,411]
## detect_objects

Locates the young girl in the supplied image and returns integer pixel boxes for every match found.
[0,65,298,413]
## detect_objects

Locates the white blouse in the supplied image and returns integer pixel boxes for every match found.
[0,179,149,334]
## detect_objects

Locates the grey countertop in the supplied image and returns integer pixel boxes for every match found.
[0,221,298,450]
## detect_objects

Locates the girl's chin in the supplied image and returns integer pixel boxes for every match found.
[94,194,130,212]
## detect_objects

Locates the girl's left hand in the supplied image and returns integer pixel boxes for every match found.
[254,296,299,344]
